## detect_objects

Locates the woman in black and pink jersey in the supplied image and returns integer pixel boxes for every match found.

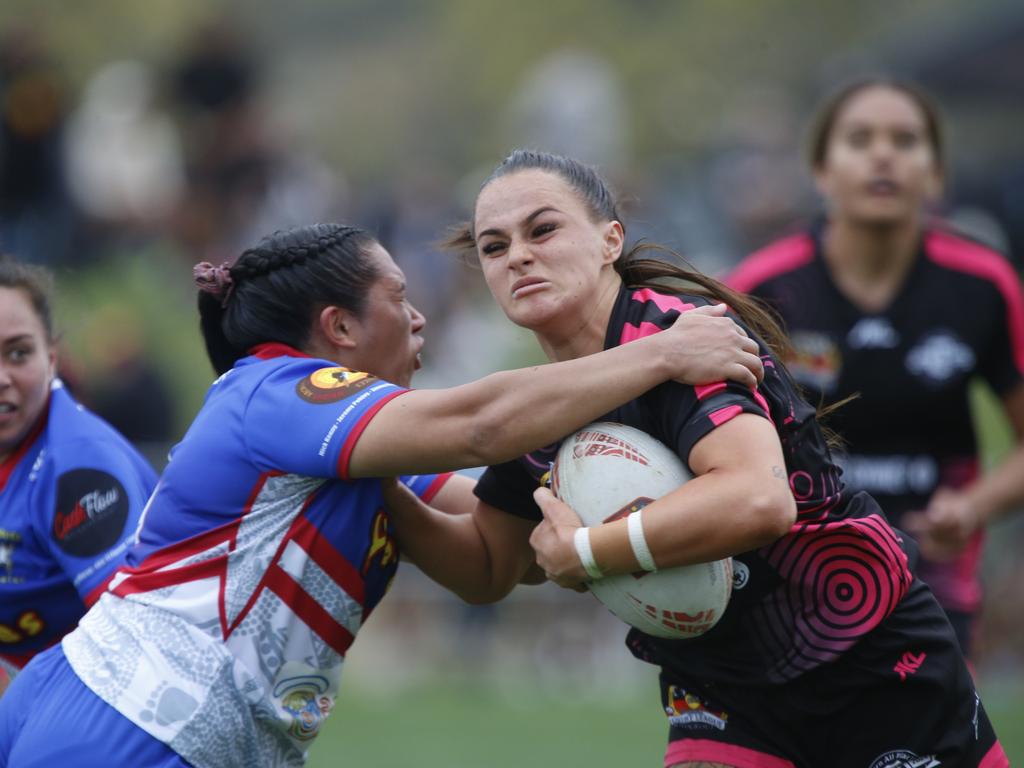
[389,149,1008,767]
[728,78,1024,660]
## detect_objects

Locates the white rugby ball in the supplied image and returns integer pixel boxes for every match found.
[552,422,732,639]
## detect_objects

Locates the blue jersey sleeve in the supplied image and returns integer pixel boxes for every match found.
[244,362,409,479]
[399,472,455,503]
[40,437,157,603]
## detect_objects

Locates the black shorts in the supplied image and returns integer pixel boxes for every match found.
[659,580,1007,768]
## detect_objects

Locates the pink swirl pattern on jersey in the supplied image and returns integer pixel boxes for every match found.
[791,468,843,521]
[756,514,911,681]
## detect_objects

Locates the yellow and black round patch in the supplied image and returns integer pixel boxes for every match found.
[296,367,376,404]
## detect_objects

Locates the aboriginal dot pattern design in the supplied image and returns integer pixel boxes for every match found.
[64,473,361,768]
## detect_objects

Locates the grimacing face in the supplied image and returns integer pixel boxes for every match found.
[473,169,623,334]
[815,85,942,227]
[0,286,56,460]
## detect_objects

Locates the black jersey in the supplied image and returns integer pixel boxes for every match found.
[728,225,1024,615]
[475,284,914,685]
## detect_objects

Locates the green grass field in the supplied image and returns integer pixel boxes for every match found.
[307,676,1023,767]
[312,680,665,767]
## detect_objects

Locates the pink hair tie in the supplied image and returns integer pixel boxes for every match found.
[193,262,235,307]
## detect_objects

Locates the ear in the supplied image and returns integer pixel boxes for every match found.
[318,305,360,350]
[601,220,625,265]
[46,345,57,380]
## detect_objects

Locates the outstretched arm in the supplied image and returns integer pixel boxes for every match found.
[350,304,762,478]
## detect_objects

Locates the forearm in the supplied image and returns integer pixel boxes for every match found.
[962,444,1024,525]
[449,334,674,466]
[350,305,765,478]
[352,334,673,477]
[537,415,795,583]
[384,482,512,603]
[589,470,794,576]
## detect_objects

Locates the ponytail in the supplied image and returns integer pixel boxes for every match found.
[197,291,244,376]
[614,244,791,360]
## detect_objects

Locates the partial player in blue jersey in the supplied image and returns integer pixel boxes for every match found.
[0,257,157,694]
[0,223,762,768]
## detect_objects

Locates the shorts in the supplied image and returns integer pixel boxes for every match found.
[659,581,1007,768]
[0,644,190,768]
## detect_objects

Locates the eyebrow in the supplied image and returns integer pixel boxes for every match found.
[841,118,923,131]
[477,206,558,240]
[1,333,33,346]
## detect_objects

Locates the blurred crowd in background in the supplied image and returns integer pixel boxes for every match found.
[2,0,1023,683]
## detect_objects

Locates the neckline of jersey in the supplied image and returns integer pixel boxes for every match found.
[811,224,928,317]
[248,342,312,360]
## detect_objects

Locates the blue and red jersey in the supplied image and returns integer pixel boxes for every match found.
[0,380,156,675]
[63,344,451,768]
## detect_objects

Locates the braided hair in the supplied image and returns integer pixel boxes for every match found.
[197,223,379,375]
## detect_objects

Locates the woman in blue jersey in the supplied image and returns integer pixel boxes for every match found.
[0,257,157,696]
[727,78,1024,659]
[388,150,1008,767]
[0,224,762,768]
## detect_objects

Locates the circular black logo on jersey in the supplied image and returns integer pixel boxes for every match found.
[52,469,130,557]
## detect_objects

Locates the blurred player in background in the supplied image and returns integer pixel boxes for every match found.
[389,149,1007,767]
[727,78,1024,658]
[0,257,156,696]
[0,223,760,767]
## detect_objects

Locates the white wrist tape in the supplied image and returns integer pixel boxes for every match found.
[627,511,657,572]
[573,526,604,581]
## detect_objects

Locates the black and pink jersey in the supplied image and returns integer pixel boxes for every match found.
[475,284,914,685]
[727,225,1024,615]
